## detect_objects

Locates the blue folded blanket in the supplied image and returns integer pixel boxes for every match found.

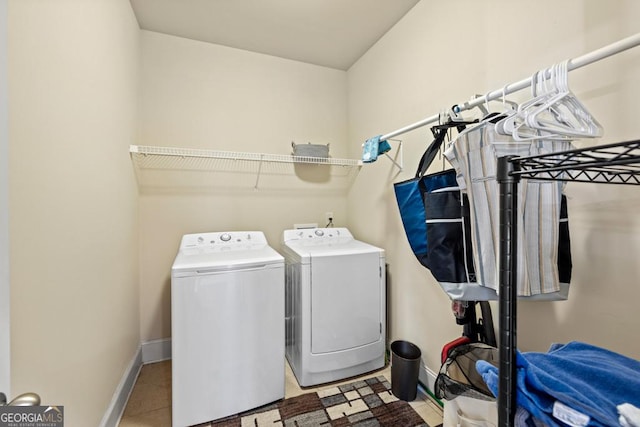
[476,341,640,427]
[362,135,391,163]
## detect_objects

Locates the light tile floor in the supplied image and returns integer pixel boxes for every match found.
[118,360,444,426]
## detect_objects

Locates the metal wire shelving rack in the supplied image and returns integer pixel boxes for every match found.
[510,140,640,184]
[496,139,640,426]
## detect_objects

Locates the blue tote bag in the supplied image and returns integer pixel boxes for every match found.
[394,125,493,301]
[393,127,458,268]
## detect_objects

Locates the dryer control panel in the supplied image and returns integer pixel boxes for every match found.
[180,231,268,249]
[282,227,352,242]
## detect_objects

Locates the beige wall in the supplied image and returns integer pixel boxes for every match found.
[8,0,140,425]
[0,0,9,394]
[347,0,640,376]
[137,31,349,341]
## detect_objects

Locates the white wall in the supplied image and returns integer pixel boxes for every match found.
[347,0,640,377]
[137,31,349,341]
[8,0,140,425]
[0,0,9,396]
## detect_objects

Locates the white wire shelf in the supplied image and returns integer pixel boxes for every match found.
[130,145,363,167]
[129,145,362,192]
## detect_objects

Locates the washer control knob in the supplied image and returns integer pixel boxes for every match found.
[197,236,204,244]
[220,233,232,242]
[314,229,324,237]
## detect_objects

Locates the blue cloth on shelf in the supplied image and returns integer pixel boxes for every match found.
[476,341,640,427]
[362,135,391,163]
[378,139,391,155]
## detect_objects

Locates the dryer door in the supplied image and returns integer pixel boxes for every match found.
[311,251,381,354]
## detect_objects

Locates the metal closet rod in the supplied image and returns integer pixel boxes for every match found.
[377,32,640,142]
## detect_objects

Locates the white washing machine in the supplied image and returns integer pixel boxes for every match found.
[281,227,386,387]
[171,231,284,427]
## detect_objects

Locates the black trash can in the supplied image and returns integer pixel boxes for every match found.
[390,340,422,401]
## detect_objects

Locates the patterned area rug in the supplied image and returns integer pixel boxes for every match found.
[203,376,429,427]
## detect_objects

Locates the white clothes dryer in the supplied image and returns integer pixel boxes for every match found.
[281,227,386,387]
[171,231,284,427]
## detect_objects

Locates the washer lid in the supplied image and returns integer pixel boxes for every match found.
[172,244,283,273]
[283,237,384,262]
[172,233,283,274]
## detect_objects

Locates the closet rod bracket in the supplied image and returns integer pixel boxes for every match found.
[381,139,403,171]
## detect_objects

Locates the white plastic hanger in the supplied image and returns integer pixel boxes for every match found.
[524,60,603,138]
[494,85,518,134]
[467,90,518,121]
[511,67,570,141]
[497,61,603,141]
[496,70,559,140]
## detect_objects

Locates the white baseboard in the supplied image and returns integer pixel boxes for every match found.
[99,346,143,427]
[141,338,172,363]
[99,339,172,427]
[418,362,439,399]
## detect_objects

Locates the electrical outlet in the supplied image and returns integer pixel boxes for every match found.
[325,211,334,223]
